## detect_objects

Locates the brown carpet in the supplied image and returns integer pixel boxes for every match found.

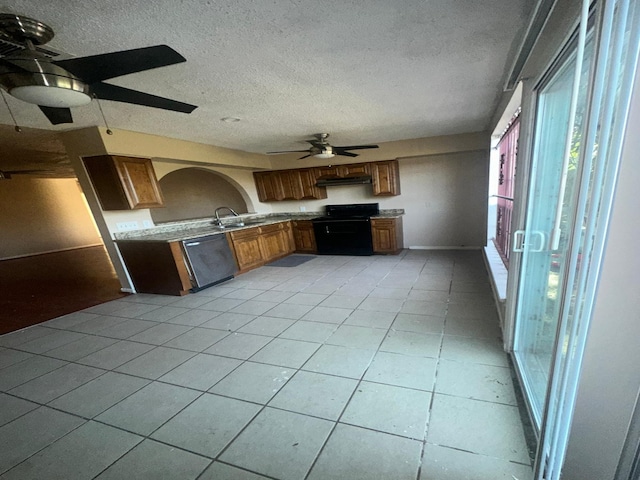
[0,245,127,335]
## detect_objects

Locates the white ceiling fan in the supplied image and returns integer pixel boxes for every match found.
[267,133,379,159]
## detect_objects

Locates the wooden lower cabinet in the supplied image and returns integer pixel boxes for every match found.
[116,240,192,296]
[227,227,264,272]
[259,223,294,260]
[228,221,295,273]
[371,217,404,254]
[292,220,317,253]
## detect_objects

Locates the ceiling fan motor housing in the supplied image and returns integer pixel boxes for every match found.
[0,52,91,107]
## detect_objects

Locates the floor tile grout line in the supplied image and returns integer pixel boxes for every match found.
[195,460,281,480]
[302,295,419,480]
[1,251,516,479]
[0,413,91,477]
[415,269,452,480]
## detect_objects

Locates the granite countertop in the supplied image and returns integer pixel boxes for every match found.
[114,209,404,243]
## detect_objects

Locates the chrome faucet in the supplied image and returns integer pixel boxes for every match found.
[214,206,240,226]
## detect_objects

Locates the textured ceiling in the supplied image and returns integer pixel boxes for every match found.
[0,0,531,170]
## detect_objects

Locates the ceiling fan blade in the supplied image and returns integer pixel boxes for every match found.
[266,150,311,154]
[0,57,28,72]
[90,82,197,113]
[334,145,379,151]
[38,106,73,124]
[334,151,359,158]
[53,45,186,84]
[298,154,313,160]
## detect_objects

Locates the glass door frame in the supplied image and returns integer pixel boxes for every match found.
[511,13,594,433]
[506,1,640,478]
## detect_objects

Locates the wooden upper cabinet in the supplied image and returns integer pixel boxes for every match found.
[340,163,370,176]
[83,155,164,210]
[254,171,285,202]
[280,170,304,200]
[370,160,401,196]
[254,169,326,202]
[299,169,327,199]
[253,160,400,202]
[314,165,341,178]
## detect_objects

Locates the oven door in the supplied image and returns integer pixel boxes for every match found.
[312,218,374,255]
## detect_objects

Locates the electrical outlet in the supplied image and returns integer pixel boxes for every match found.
[116,221,139,231]
[299,206,306,212]
[143,220,154,228]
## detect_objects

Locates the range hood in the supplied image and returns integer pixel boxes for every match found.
[316,174,372,187]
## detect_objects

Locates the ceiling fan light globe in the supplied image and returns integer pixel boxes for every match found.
[10,85,91,107]
[314,152,335,159]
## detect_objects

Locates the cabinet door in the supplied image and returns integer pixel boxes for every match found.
[229,227,264,271]
[280,171,304,200]
[281,221,296,254]
[292,221,317,253]
[259,224,290,261]
[299,169,327,199]
[341,163,371,176]
[371,160,401,196]
[314,165,341,178]
[113,156,165,209]
[254,172,285,202]
[83,155,163,210]
[371,218,403,254]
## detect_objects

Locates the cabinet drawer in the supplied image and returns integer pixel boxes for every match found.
[229,226,261,240]
[258,223,283,234]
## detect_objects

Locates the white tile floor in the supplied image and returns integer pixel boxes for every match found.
[0,250,533,480]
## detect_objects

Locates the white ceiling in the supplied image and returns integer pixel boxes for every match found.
[0,0,531,164]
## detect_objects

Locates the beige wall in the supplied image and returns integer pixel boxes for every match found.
[61,127,490,291]
[268,131,489,170]
[151,167,249,223]
[0,177,102,260]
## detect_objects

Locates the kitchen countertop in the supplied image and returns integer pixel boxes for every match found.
[114,209,404,243]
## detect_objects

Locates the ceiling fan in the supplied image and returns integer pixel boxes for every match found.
[267,133,379,159]
[0,13,197,125]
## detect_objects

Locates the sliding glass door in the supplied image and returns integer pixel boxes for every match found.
[512,30,594,428]
[512,1,640,478]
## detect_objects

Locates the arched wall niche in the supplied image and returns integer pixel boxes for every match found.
[151,167,250,224]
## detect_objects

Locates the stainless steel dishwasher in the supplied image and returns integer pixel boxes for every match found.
[181,234,237,291]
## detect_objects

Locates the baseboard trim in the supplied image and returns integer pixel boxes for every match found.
[1,243,105,261]
[408,246,483,250]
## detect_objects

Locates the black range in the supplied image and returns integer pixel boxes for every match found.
[312,203,379,256]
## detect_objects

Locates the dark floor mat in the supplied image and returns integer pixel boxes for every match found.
[265,255,316,267]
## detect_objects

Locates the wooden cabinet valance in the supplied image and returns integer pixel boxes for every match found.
[253,159,400,202]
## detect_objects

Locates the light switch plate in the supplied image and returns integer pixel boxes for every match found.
[143,220,154,228]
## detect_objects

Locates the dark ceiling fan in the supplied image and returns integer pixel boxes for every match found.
[267,133,379,159]
[0,13,197,125]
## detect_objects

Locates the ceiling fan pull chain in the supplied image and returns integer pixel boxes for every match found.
[93,94,113,135]
[0,90,22,132]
